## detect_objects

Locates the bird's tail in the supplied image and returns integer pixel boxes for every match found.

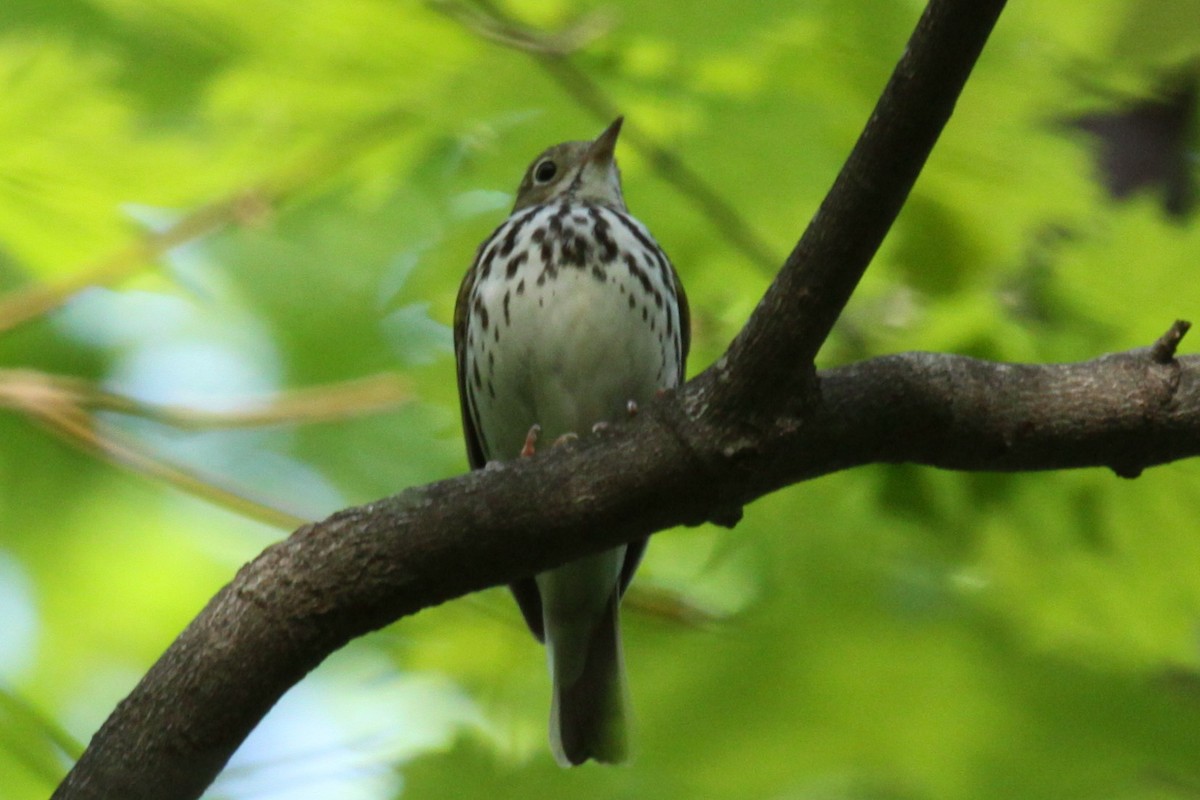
[548,591,629,766]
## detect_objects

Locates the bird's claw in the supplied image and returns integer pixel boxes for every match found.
[520,424,542,458]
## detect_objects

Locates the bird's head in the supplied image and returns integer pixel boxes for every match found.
[512,117,627,212]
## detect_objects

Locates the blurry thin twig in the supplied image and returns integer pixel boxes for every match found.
[0,369,411,429]
[0,683,84,772]
[433,0,779,273]
[91,373,411,429]
[455,581,728,635]
[0,190,271,335]
[623,583,728,628]
[427,0,613,55]
[0,106,414,335]
[32,405,310,529]
[0,369,415,529]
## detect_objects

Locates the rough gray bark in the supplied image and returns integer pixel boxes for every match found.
[53,1,1200,798]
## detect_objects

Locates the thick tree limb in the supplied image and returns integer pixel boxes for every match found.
[53,337,1200,799]
[706,1,1005,419]
[67,0,1200,797]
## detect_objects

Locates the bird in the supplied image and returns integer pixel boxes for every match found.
[453,116,689,766]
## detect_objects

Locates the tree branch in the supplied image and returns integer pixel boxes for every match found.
[53,335,1200,799]
[705,1,1007,418]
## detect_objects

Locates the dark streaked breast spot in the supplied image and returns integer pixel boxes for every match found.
[474,297,489,331]
[505,251,528,279]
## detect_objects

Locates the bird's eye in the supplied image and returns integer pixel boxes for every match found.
[533,159,558,184]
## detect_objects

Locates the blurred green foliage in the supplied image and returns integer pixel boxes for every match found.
[1,1,1199,798]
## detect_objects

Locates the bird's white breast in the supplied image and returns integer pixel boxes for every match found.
[464,202,682,462]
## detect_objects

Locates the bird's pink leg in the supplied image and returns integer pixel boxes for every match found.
[520,424,541,458]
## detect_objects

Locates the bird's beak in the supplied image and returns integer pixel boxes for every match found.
[586,116,624,167]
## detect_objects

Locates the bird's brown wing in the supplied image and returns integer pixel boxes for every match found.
[454,247,547,641]
[453,257,488,472]
[617,257,690,597]
[674,263,692,368]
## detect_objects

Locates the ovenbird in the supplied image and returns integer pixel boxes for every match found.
[454,117,689,765]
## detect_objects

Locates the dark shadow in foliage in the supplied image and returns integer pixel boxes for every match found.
[1063,64,1197,221]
